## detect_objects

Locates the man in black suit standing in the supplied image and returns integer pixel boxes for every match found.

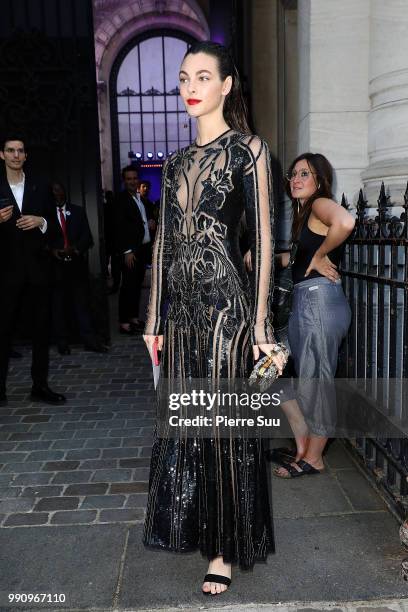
[0,136,66,405]
[116,166,155,335]
[138,180,158,264]
[48,181,108,355]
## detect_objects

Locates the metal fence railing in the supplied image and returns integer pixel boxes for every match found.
[340,181,408,518]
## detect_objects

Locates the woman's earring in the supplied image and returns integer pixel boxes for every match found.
[183,112,189,129]
[318,183,321,189]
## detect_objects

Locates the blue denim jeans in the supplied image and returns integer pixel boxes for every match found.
[288,277,352,435]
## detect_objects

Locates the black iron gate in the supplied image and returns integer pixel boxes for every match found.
[341,182,408,517]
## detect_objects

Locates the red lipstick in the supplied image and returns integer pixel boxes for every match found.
[187,99,202,105]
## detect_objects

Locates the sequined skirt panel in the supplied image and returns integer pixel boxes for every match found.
[143,314,275,570]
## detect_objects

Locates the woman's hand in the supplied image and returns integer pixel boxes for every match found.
[143,334,164,356]
[125,252,136,269]
[305,253,340,282]
[253,343,286,376]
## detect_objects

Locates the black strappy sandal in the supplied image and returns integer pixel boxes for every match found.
[273,459,323,479]
[202,573,231,595]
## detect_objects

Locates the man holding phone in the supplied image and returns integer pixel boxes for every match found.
[0,136,66,406]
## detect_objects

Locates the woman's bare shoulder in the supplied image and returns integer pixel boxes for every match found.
[312,197,338,208]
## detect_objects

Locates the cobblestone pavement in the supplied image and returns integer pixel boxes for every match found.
[1,335,408,610]
[0,336,152,528]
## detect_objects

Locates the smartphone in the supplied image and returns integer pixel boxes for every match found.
[0,197,11,209]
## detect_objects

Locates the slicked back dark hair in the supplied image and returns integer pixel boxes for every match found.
[1,135,26,151]
[183,41,251,135]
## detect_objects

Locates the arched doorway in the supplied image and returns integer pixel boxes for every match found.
[109,30,196,194]
[93,0,209,190]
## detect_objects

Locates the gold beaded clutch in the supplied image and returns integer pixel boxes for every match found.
[249,344,289,391]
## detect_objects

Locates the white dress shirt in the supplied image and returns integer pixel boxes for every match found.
[8,172,47,233]
[133,194,151,245]
[9,174,25,210]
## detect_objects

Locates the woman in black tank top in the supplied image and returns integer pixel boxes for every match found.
[273,153,355,478]
[291,211,345,284]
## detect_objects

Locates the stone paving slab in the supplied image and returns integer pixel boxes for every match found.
[270,443,389,519]
[125,602,408,612]
[120,514,407,610]
[0,524,127,611]
[271,470,353,518]
[334,470,387,512]
[0,517,406,612]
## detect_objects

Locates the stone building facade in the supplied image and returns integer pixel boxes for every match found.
[295,0,408,209]
[93,0,408,213]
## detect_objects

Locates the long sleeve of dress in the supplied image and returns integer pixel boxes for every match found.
[145,160,172,335]
[243,136,275,345]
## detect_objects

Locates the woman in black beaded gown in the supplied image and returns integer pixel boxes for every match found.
[143,41,286,595]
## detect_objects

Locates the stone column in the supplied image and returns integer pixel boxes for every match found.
[276,0,298,246]
[362,0,408,207]
[297,0,370,205]
[251,0,290,246]
[251,0,278,150]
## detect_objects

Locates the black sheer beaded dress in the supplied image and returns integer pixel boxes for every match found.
[143,129,276,570]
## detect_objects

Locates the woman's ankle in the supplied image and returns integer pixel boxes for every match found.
[294,436,309,460]
[302,455,324,468]
[208,556,231,570]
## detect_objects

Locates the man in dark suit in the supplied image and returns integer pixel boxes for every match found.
[0,136,66,406]
[115,166,155,334]
[48,181,108,355]
[138,180,158,264]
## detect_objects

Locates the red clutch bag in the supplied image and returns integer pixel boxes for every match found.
[152,336,161,366]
